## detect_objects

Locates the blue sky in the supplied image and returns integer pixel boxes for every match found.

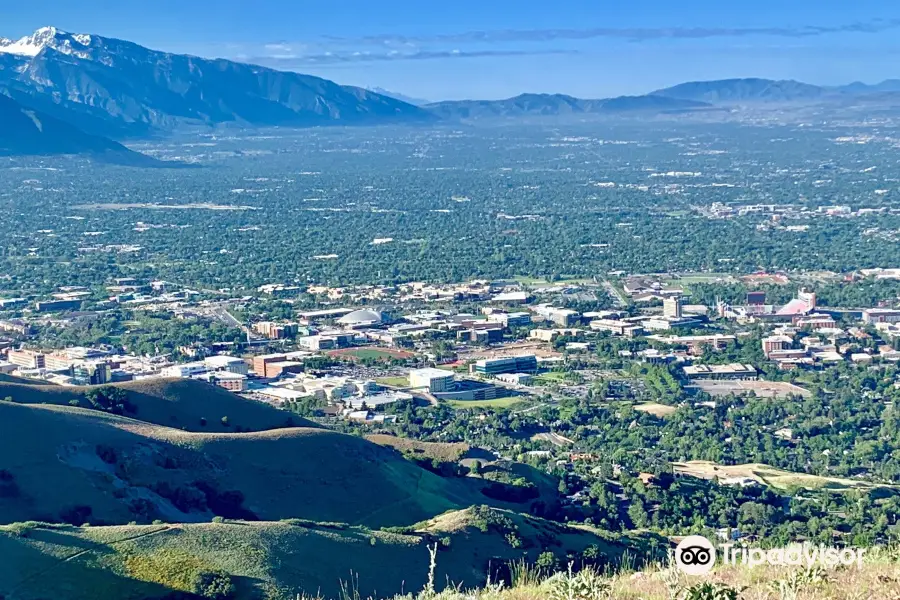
[4,1,900,100]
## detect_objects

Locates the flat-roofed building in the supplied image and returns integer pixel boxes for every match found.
[488,312,532,327]
[494,372,533,386]
[663,296,683,319]
[533,305,581,327]
[457,326,503,343]
[161,362,210,378]
[529,328,582,342]
[34,299,83,313]
[409,368,455,392]
[253,321,300,339]
[491,291,533,304]
[201,372,248,392]
[473,354,538,375]
[297,307,355,324]
[265,361,305,378]
[7,349,45,370]
[589,319,643,337]
[252,353,287,377]
[762,335,793,357]
[863,308,900,325]
[647,334,735,351]
[683,363,758,380]
[203,355,249,375]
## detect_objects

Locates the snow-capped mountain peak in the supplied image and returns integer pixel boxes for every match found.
[0,26,96,59]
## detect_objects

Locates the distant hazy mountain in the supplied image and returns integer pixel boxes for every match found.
[368,87,431,106]
[651,78,829,104]
[0,26,433,138]
[835,79,900,94]
[424,93,710,119]
[0,92,151,161]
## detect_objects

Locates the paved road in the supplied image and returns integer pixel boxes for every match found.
[602,279,628,308]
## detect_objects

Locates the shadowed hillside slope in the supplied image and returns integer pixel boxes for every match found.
[0,508,662,600]
[0,403,514,528]
[0,377,309,432]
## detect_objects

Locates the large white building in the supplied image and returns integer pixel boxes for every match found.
[409,368,456,392]
[161,362,210,378]
[203,355,249,375]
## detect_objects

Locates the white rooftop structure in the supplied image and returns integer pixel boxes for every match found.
[336,309,383,327]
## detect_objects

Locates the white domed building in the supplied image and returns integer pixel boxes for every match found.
[336,309,384,329]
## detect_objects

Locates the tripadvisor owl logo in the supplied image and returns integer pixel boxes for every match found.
[674,535,717,575]
[674,535,867,575]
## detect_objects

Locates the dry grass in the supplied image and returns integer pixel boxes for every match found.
[0,508,655,600]
[634,403,678,418]
[673,461,895,492]
[0,402,498,527]
[366,434,471,463]
[0,377,311,432]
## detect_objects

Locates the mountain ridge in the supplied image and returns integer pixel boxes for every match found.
[0,92,161,162]
[0,26,435,139]
[425,92,712,119]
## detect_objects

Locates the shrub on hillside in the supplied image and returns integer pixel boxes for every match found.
[84,386,135,415]
[191,569,235,599]
[544,566,611,600]
[682,582,743,600]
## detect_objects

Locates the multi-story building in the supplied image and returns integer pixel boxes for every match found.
[0,297,27,310]
[862,308,900,325]
[34,299,83,313]
[795,314,837,330]
[7,349,45,370]
[72,362,112,385]
[487,312,532,327]
[762,334,793,357]
[589,319,643,337]
[252,353,287,377]
[533,306,581,327]
[473,354,538,375]
[263,361,305,378]
[161,362,210,378]
[409,368,455,392]
[457,326,503,343]
[203,355,249,375]
[203,372,248,392]
[663,296,683,319]
[253,321,300,340]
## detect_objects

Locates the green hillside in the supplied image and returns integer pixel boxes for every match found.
[0,508,661,600]
[0,377,309,432]
[0,403,515,528]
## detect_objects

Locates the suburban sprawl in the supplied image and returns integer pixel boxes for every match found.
[4,22,900,600]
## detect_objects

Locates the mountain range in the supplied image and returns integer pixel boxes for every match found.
[0,27,433,141]
[1,26,900,158]
[424,93,712,119]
